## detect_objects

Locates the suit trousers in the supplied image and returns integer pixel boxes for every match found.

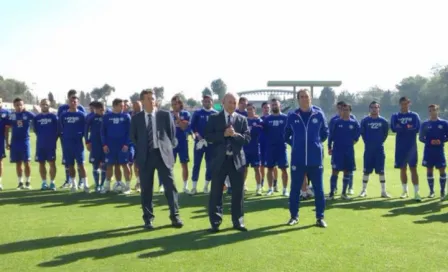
[138,148,179,223]
[209,155,245,227]
[289,166,325,220]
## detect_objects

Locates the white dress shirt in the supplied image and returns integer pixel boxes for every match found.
[224,110,235,125]
[144,109,159,149]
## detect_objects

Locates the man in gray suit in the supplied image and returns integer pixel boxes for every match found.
[205,92,251,232]
[130,89,183,230]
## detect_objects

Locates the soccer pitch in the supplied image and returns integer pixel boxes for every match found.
[0,135,447,272]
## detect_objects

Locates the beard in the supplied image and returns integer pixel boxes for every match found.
[272,108,279,114]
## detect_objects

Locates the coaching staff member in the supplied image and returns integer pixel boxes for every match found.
[130,89,183,230]
[205,92,251,232]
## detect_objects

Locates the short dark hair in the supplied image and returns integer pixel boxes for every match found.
[171,95,184,110]
[369,101,380,108]
[139,89,154,101]
[296,89,310,100]
[112,98,123,107]
[239,97,248,103]
[428,104,439,110]
[89,101,96,107]
[399,96,410,104]
[337,101,346,106]
[247,103,255,109]
[95,102,105,109]
[261,102,268,108]
[202,95,212,100]
[270,98,280,103]
[13,97,23,104]
[67,89,77,98]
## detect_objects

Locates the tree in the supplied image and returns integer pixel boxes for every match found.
[85,92,92,105]
[90,84,115,104]
[186,98,200,108]
[319,87,336,112]
[174,92,187,103]
[130,92,140,103]
[337,90,356,105]
[153,87,164,102]
[202,87,212,98]
[48,92,57,108]
[395,75,427,111]
[211,78,227,100]
[0,77,34,103]
[80,91,86,106]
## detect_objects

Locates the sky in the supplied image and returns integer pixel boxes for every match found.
[1,0,447,103]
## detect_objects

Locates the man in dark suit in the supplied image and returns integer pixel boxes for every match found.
[205,92,251,232]
[130,89,183,230]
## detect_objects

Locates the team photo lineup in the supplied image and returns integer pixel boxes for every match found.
[1,87,447,231]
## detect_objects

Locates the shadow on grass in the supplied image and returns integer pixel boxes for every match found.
[382,200,448,224]
[35,223,312,267]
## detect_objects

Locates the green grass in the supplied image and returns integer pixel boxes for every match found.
[1,135,448,272]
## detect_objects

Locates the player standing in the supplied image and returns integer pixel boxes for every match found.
[259,101,271,190]
[390,97,421,198]
[171,95,191,193]
[6,98,34,189]
[358,102,393,198]
[189,95,217,194]
[244,103,263,195]
[419,104,448,201]
[59,95,88,192]
[327,104,360,200]
[130,100,142,192]
[57,90,86,188]
[0,98,10,190]
[101,99,132,194]
[263,98,289,196]
[34,99,58,191]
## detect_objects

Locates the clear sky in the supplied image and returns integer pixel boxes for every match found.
[1,0,447,103]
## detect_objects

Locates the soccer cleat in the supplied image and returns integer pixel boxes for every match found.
[70,184,78,193]
[83,185,90,193]
[112,182,122,193]
[24,182,31,190]
[381,192,391,198]
[159,185,165,193]
[60,182,70,189]
[400,192,409,199]
[123,181,131,195]
[17,182,24,190]
[414,193,422,202]
[41,183,48,191]
[49,183,56,191]
[316,219,327,228]
[203,186,209,194]
[287,218,298,226]
[341,194,350,200]
[428,192,435,198]
[440,193,446,202]
[256,188,262,196]
[266,189,274,196]
[189,188,197,195]
[273,186,279,193]
[326,194,335,200]
[95,185,101,193]
[183,187,190,194]
[359,190,367,197]
[348,189,355,195]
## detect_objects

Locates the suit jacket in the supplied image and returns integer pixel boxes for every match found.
[130,110,177,168]
[205,111,251,172]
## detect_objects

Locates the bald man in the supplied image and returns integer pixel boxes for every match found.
[205,92,251,232]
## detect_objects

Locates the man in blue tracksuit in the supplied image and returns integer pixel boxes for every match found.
[285,89,328,228]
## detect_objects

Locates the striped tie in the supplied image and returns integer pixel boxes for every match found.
[147,113,154,149]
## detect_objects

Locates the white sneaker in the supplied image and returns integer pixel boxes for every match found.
[134,183,141,193]
[282,189,289,197]
[112,182,122,193]
[101,181,110,194]
[183,187,189,194]
[203,186,209,194]
[400,192,409,199]
[266,189,274,196]
[159,185,165,193]
[70,184,78,193]
[256,188,262,196]
[123,181,132,195]
[341,194,351,200]
[306,187,314,198]
[273,186,279,192]
[348,189,355,195]
[0,184,2,191]
[190,188,197,195]
[359,190,367,197]
[381,192,392,198]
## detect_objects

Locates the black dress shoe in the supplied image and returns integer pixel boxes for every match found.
[208,226,220,233]
[171,218,184,228]
[316,219,327,228]
[143,222,154,230]
[233,225,248,232]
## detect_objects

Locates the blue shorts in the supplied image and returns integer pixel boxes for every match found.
[260,143,266,165]
[423,148,446,169]
[265,146,288,168]
[331,149,356,172]
[0,140,5,159]
[395,145,418,168]
[174,143,189,163]
[35,148,56,162]
[89,143,105,165]
[105,143,129,165]
[244,150,261,168]
[10,142,31,163]
[363,148,385,174]
[128,145,135,164]
[62,138,84,166]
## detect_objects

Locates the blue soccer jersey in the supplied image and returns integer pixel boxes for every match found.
[244,117,263,167]
[330,118,360,171]
[419,118,448,168]
[59,111,86,166]
[172,110,191,163]
[8,111,35,162]
[360,116,389,174]
[263,113,288,168]
[85,113,105,164]
[33,113,58,162]
[236,109,248,117]
[101,112,131,165]
[0,109,10,158]
[390,111,420,168]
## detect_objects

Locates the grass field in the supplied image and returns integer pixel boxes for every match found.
[1,135,448,272]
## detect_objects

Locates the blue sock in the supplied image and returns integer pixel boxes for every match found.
[342,174,350,195]
[348,172,353,190]
[78,167,82,184]
[330,175,338,195]
[440,173,446,195]
[65,169,70,183]
[100,170,106,186]
[427,174,434,193]
[93,169,100,187]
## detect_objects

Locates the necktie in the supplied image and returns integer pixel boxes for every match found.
[147,113,154,149]
[226,114,232,154]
